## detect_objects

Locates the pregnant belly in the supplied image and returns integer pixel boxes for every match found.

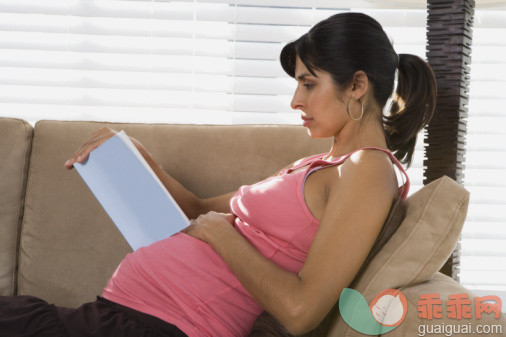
[104,232,243,308]
[102,232,263,337]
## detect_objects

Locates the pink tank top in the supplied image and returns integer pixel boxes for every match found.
[101,147,410,337]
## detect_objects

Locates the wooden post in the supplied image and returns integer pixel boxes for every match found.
[425,0,475,280]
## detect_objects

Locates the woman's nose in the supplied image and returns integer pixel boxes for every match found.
[290,88,304,110]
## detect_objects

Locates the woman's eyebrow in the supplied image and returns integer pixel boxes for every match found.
[296,72,311,81]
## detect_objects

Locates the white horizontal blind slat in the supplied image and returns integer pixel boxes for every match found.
[0,50,235,73]
[0,11,429,45]
[0,101,237,124]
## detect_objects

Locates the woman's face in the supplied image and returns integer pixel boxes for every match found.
[291,55,349,139]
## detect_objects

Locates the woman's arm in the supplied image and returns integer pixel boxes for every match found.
[65,127,204,219]
[129,136,205,219]
[197,150,397,335]
[66,128,300,219]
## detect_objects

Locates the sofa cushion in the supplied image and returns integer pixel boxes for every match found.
[0,117,33,296]
[17,120,330,307]
[326,175,470,336]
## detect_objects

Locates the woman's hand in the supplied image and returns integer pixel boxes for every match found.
[181,211,236,243]
[64,127,119,170]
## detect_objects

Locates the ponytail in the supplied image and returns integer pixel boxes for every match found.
[384,53,437,168]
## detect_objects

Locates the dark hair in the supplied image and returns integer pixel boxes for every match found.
[280,12,437,168]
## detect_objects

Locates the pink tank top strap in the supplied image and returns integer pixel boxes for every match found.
[342,146,410,201]
[284,153,327,174]
[288,147,410,201]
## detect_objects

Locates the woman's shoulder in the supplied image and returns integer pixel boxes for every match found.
[325,149,398,199]
[347,147,394,165]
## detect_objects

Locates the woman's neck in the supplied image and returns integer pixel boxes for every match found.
[323,119,388,160]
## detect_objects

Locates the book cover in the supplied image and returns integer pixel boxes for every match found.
[74,130,190,251]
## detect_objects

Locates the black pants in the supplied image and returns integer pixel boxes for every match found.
[0,295,188,337]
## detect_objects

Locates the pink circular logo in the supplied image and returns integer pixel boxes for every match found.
[369,288,408,327]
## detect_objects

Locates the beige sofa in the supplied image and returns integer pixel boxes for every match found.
[1,116,504,336]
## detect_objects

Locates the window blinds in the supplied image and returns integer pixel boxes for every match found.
[0,0,425,126]
[0,0,428,196]
[459,7,506,312]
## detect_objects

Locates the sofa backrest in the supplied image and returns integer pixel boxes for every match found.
[0,117,33,296]
[16,120,331,307]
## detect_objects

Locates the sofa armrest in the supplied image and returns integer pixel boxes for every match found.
[0,117,33,296]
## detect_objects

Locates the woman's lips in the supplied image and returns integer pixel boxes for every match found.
[301,116,313,127]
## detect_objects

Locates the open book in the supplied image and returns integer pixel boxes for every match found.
[74,131,190,251]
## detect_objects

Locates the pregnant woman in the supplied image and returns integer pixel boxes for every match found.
[0,11,436,337]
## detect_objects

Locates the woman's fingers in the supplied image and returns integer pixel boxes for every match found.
[64,128,118,170]
[225,213,236,224]
[73,145,93,163]
[65,142,94,168]
[64,148,85,169]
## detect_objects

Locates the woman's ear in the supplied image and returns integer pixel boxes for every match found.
[350,70,369,100]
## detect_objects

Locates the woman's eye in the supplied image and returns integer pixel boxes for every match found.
[303,83,313,89]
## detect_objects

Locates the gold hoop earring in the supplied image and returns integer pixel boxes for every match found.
[347,97,364,121]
